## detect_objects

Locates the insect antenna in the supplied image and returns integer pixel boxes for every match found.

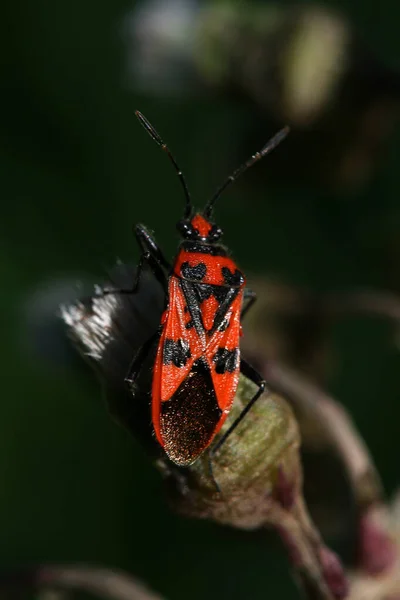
[135,110,192,219]
[203,126,290,219]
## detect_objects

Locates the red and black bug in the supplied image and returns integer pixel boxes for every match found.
[110,111,289,467]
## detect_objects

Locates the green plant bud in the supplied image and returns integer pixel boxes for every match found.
[162,376,301,530]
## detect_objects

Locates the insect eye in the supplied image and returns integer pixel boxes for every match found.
[177,220,193,238]
[210,226,223,241]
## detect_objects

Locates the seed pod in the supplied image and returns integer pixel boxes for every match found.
[163,377,301,529]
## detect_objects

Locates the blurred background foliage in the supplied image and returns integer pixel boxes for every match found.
[1,0,399,598]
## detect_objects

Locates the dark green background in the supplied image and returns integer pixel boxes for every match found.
[1,0,399,598]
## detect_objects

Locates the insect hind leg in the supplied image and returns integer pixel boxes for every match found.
[125,327,161,389]
[209,358,267,494]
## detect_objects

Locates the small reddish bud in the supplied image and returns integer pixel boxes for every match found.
[358,508,397,575]
[318,546,349,600]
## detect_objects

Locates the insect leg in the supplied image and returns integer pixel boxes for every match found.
[100,251,168,298]
[124,327,162,387]
[135,224,171,271]
[101,226,169,297]
[209,358,267,493]
[134,251,169,295]
[241,288,257,321]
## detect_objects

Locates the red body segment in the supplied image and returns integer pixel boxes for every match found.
[174,249,242,287]
[151,214,246,465]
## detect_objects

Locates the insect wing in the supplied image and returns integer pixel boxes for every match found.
[154,277,203,401]
[152,276,242,465]
[205,290,243,421]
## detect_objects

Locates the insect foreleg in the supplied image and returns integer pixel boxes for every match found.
[135,224,171,271]
[100,225,169,297]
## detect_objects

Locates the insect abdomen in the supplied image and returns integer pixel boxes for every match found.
[159,359,223,465]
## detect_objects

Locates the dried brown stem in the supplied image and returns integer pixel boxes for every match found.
[264,360,383,509]
[269,501,344,600]
[261,360,400,584]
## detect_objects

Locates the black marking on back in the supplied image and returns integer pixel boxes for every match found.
[181,261,207,281]
[163,338,191,367]
[180,279,240,336]
[194,283,227,304]
[182,241,227,257]
[208,286,240,335]
[180,279,205,337]
[160,359,222,465]
[222,266,245,287]
[213,348,239,374]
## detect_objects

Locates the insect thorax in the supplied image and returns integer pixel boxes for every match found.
[173,246,245,289]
